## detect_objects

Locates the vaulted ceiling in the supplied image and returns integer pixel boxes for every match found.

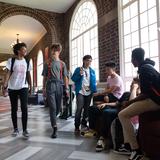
[0,0,76,13]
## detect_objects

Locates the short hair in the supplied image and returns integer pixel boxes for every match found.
[83,55,92,61]
[51,43,62,52]
[132,48,145,62]
[13,43,27,55]
[105,62,116,68]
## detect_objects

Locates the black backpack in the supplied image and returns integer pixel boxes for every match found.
[139,64,160,104]
[111,118,124,150]
[11,57,30,84]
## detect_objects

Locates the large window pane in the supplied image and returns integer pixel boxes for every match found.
[70,1,99,80]
[148,7,157,25]
[125,63,133,77]
[125,48,131,62]
[150,40,158,57]
[148,0,156,9]
[124,21,131,35]
[124,34,131,48]
[130,1,138,18]
[132,31,139,46]
[121,0,160,91]
[140,0,147,13]
[149,23,158,41]
[140,12,148,28]
[141,27,149,43]
[123,0,130,6]
[141,43,150,58]
[131,16,138,32]
[123,7,130,22]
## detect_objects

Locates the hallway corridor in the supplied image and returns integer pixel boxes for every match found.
[0,97,129,160]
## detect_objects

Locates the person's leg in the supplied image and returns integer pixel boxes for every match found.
[19,88,28,132]
[75,94,84,130]
[8,89,19,133]
[118,99,160,159]
[88,105,101,130]
[81,94,92,127]
[101,108,118,138]
[55,82,63,116]
[96,108,118,151]
[93,95,105,105]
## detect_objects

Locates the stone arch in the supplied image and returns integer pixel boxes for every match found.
[0,6,57,44]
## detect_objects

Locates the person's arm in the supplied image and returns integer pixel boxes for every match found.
[96,86,118,96]
[3,69,11,89]
[27,71,32,95]
[71,68,83,82]
[43,76,47,96]
[125,94,148,106]
[97,101,118,109]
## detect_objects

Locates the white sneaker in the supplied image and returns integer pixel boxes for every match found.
[96,137,105,152]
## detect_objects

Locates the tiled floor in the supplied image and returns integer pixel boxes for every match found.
[0,97,147,160]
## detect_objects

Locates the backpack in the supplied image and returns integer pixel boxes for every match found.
[11,57,30,84]
[139,64,160,104]
[111,118,124,150]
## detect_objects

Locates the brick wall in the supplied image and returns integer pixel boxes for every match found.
[64,0,119,82]
[0,2,66,87]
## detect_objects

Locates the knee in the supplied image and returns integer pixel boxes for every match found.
[118,110,129,121]
[104,96,109,103]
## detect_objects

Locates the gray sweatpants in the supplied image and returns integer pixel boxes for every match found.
[46,80,63,127]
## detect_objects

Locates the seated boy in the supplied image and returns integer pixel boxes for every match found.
[93,62,124,104]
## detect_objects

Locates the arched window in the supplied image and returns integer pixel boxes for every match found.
[70,0,99,80]
[119,0,160,91]
[37,50,43,89]
[30,59,33,87]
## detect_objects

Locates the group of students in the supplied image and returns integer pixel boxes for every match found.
[71,48,160,160]
[2,42,160,160]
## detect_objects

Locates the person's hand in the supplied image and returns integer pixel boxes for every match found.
[121,101,131,109]
[131,83,139,90]
[2,83,8,97]
[43,88,46,97]
[93,92,100,97]
[80,67,84,76]
[29,87,32,95]
[97,103,107,110]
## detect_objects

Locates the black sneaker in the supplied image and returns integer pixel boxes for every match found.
[113,144,131,155]
[22,130,29,139]
[51,127,57,138]
[12,129,19,137]
[96,137,105,152]
[129,151,144,160]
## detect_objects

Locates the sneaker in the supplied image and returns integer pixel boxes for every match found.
[83,130,97,138]
[11,129,19,137]
[129,151,144,160]
[96,137,105,152]
[51,127,57,139]
[22,130,29,139]
[80,125,89,135]
[113,144,131,155]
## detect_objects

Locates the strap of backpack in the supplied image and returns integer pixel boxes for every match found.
[60,61,63,80]
[25,58,30,84]
[47,59,52,79]
[47,60,63,80]
[11,57,15,74]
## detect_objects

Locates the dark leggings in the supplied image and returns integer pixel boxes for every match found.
[9,88,28,131]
